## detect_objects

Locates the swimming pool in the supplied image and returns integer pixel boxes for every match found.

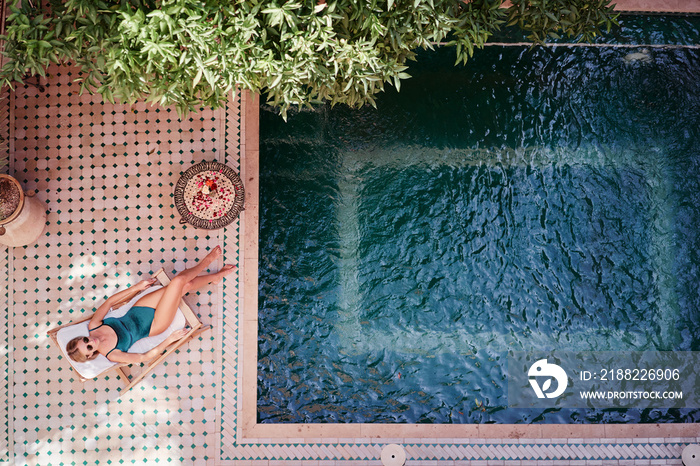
[258,16,700,424]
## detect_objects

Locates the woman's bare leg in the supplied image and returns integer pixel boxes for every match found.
[135,247,222,309]
[141,246,222,335]
[134,263,235,309]
[182,264,235,294]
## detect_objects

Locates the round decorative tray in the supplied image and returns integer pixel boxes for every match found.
[174,161,245,229]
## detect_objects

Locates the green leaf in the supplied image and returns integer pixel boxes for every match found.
[270,74,283,88]
[193,68,203,87]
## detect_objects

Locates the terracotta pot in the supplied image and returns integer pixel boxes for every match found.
[0,174,47,247]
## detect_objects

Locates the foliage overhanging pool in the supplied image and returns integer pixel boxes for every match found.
[257,18,700,424]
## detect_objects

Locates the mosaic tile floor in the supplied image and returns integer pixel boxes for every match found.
[1,62,698,466]
[3,65,239,465]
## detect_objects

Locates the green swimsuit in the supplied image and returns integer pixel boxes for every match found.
[96,306,156,354]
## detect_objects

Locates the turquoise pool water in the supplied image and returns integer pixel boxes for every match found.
[258,17,700,423]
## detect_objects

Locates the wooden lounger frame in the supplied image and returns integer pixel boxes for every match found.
[47,268,212,395]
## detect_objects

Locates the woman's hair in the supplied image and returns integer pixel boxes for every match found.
[66,336,99,363]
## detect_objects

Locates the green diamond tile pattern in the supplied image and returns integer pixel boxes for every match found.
[219,90,247,462]
[10,65,238,465]
[0,85,12,464]
[0,243,9,464]
[224,83,241,173]
[219,91,241,464]
[218,440,694,463]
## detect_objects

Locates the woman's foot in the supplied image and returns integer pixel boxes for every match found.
[201,245,223,268]
[171,246,224,287]
[211,264,236,285]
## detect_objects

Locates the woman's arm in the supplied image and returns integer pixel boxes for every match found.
[88,277,158,328]
[105,328,189,364]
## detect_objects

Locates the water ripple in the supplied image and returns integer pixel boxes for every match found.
[258,44,700,423]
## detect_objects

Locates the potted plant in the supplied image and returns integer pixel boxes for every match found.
[0,173,47,247]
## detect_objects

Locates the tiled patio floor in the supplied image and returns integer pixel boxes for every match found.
[1,41,699,466]
[2,65,239,465]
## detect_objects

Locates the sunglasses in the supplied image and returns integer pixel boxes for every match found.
[82,336,95,353]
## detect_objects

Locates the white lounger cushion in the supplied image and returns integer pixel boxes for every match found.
[56,285,186,380]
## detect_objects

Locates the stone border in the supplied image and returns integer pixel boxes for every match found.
[499,0,700,13]
[613,0,700,13]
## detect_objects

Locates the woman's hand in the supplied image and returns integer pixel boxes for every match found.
[166,328,189,345]
[136,277,158,291]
